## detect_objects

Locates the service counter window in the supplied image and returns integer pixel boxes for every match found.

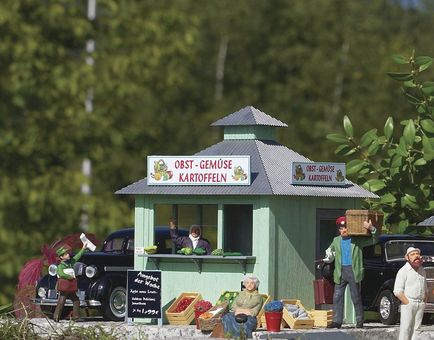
[154,204,218,253]
[153,203,253,255]
[148,203,255,273]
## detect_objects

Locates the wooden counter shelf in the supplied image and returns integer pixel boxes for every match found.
[139,254,256,274]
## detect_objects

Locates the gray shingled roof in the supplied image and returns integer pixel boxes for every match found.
[116,106,378,198]
[211,106,288,127]
[418,216,434,226]
[116,139,378,198]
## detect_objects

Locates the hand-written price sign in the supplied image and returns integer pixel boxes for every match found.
[127,270,161,319]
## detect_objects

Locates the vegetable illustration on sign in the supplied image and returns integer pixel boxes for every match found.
[335,169,345,182]
[151,159,173,181]
[232,165,248,181]
[293,164,306,181]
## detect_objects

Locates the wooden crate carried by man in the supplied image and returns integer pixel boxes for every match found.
[345,210,383,236]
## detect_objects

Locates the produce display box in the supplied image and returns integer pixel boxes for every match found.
[282,299,314,329]
[215,291,239,310]
[308,309,334,327]
[165,292,202,325]
[198,302,228,331]
[345,210,383,236]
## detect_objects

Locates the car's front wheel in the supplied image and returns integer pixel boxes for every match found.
[103,286,127,321]
[378,290,400,325]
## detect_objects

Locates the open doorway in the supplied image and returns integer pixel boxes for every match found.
[223,204,253,255]
[315,208,346,270]
[314,208,346,309]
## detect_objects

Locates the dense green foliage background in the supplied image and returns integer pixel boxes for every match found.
[328,53,434,232]
[1,0,434,304]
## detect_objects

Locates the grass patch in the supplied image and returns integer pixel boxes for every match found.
[0,314,148,340]
[0,304,148,340]
[50,323,119,340]
[0,314,39,340]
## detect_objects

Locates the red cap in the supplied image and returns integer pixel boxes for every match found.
[336,216,346,226]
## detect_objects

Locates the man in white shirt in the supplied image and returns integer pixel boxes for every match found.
[393,247,427,340]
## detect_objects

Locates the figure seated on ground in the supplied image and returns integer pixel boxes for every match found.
[211,275,263,338]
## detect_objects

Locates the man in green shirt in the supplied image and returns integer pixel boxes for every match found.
[53,242,87,322]
[324,216,377,329]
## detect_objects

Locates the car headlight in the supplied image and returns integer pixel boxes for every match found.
[38,287,47,298]
[48,264,57,276]
[85,265,98,278]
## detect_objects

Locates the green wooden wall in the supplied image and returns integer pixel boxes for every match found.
[269,196,362,310]
[133,194,363,323]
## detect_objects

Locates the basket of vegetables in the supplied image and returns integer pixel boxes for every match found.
[215,291,239,309]
[165,292,202,325]
[198,301,228,331]
[194,300,213,329]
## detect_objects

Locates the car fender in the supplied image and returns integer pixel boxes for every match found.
[88,271,128,303]
[373,278,396,307]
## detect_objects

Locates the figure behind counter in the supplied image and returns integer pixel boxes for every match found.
[169,218,211,255]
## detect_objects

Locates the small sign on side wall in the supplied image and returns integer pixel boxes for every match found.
[291,162,346,186]
[127,270,161,319]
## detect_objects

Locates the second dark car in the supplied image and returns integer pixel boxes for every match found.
[361,234,434,324]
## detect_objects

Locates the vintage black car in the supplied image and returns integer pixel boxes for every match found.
[361,234,434,324]
[33,226,187,321]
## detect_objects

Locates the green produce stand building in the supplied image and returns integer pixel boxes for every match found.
[117,106,378,323]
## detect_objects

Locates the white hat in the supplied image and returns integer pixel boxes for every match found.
[406,247,421,256]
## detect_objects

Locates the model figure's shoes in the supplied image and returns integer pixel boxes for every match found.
[327,322,342,329]
[356,322,364,328]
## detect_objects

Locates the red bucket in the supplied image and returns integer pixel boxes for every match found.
[195,310,205,329]
[265,311,283,332]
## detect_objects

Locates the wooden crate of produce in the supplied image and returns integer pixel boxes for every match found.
[215,291,239,310]
[282,299,314,329]
[165,292,202,325]
[345,210,383,236]
[198,302,228,331]
[308,309,333,327]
